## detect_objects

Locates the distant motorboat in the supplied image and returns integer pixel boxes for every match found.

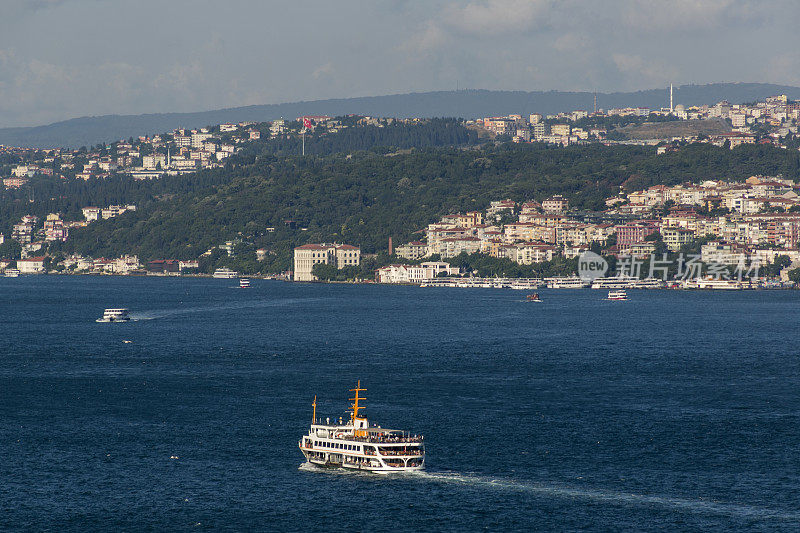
[526,293,541,302]
[97,308,131,323]
[239,278,251,288]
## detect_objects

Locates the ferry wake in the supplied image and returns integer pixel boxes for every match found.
[298,381,425,473]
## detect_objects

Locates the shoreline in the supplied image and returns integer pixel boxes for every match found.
[2,271,796,290]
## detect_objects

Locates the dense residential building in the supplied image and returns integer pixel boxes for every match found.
[542,195,569,214]
[395,241,428,260]
[616,221,659,248]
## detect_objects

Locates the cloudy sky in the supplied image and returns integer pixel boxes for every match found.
[0,0,797,127]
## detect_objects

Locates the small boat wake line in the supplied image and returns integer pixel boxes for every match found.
[128,298,321,321]
[408,471,800,522]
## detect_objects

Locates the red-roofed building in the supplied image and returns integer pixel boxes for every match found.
[17,256,46,274]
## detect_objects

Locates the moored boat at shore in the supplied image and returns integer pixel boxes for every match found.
[545,277,589,289]
[213,268,238,279]
[298,381,424,473]
[682,278,743,290]
[591,277,664,289]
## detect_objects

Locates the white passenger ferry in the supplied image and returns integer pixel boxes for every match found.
[682,278,743,290]
[239,278,250,288]
[96,308,131,323]
[298,382,425,473]
[4,268,20,278]
[213,268,238,279]
[545,277,589,289]
[508,279,542,290]
[591,277,664,289]
[607,290,628,301]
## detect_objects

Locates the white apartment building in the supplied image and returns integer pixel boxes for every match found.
[17,257,45,274]
[82,207,102,222]
[191,132,213,148]
[395,241,428,260]
[376,262,459,283]
[293,243,361,281]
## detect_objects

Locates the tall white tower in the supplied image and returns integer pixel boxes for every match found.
[670,83,674,113]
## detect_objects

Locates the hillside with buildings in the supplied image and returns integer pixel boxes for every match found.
[3,83,800,148]
[4,91,800,281]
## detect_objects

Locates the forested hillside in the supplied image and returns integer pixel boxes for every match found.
[0,119,477,232]
[41,141,800,273]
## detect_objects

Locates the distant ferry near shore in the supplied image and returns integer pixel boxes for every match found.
[682,278,743,290]
[298,381,425,473]
[607,290,628,301]
[591,277,664,290]
[545,277,589,289]
[420,278,541,289]
[96,308,131,323]
[239,278,250,288]
[4,269,20,278]
[213,268,238,279]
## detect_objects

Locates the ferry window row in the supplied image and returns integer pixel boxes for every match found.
[314,441,361,452]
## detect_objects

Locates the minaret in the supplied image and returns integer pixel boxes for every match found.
[670,83,674,113]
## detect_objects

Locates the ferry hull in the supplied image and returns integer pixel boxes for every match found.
[300,446,424,474]
[303,456,424,474]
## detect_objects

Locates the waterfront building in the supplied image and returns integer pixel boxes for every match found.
[293,243,361,282]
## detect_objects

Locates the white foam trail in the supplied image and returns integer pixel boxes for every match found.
[128,297,318,321]
[298,462,366,477]
[410,471,800,521]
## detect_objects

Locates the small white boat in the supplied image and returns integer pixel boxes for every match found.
[526,293,542,302]
[607,290,627,301]
[4,268,20,278]
[96,308,131,323]
[239,278,250,288]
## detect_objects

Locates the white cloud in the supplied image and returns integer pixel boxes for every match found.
[398,20,448,56]
[1,0,800,126]
[312,62,334,80]
[612,53,679,85]
[442,0,550,36]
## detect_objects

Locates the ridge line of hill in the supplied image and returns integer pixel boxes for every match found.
[4,83,800,149]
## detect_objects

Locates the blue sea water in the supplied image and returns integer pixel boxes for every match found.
[1,276,799,532]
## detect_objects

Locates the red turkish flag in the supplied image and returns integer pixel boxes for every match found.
[303,117,313,129]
